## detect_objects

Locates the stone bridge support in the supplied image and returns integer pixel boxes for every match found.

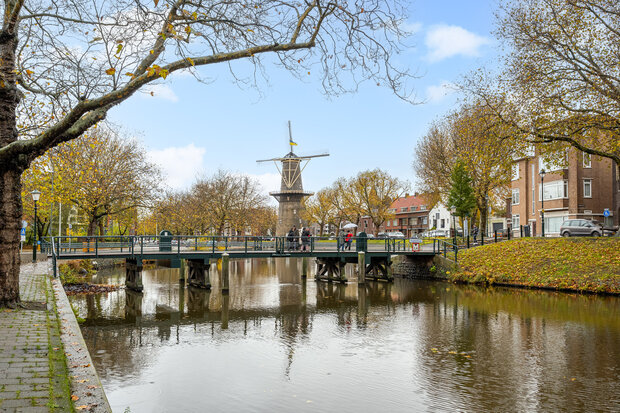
[126,258,144,292]
[392,255,437,279]
[187,259,211,289]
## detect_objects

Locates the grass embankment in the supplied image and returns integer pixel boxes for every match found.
[450,238,620,294]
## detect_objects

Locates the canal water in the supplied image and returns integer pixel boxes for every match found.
[69,258,620,412]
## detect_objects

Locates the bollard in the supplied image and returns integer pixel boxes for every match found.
[221,253,230,292]
[179,259,186,281]
[357,251,366,285]
[494,230,497,243]
[302,256,308,279]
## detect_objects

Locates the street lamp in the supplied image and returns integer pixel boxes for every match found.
[539,168,546,237]
[450,205,457,245]
[31,190,41,262]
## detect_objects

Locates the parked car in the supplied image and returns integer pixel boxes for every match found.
[559,219,603,237]
[387,231,405,239]
[377,232,388,239]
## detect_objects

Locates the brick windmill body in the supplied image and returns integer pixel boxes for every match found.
[257,122,328,236]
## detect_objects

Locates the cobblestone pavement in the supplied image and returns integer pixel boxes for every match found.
[0,262,70,412]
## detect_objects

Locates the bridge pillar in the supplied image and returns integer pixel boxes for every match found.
[357,251,366,285]
[315,257,347,283]
[221,253,230,292]
[126,258,144,291]
[364,256,394,282]
[187,259,211,289]
[302,257,308,279]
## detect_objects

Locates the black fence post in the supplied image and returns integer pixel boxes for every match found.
[520,225,523,238]
[494,230,497,243]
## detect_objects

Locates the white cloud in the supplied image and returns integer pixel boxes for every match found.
[140,84,179,102]
[401,21,423,34]
[426,81,457,103]
[148,144,206,189]
[247,172,281,202]
[425,25,490,62]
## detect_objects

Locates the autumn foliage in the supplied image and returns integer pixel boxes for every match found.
[451,238,620,294]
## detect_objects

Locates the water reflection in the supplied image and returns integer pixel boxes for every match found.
[71,259,620,413]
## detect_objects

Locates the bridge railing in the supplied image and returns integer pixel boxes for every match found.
[46,234,434,258]
[432,239,458,263]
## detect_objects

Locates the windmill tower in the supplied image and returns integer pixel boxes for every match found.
[257,122,328,236]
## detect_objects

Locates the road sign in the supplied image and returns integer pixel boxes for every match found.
[604,208,610,217]
[20,228,26,242]
[22,220,28,228]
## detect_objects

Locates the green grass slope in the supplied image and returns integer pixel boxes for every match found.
[451,238,620,294]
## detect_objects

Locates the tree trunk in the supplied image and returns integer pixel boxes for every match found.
[0,169,22,307]
[0,10,23,307]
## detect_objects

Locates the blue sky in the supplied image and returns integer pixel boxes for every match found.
[108,0,497,202]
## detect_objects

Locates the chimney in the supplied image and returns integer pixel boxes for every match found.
[414,192,419,198]
[405,193,409,198]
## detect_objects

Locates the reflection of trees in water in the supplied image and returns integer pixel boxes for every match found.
[411,283,620,412]
[74,260,619,411]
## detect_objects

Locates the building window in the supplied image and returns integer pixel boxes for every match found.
[583,152,592,168]
[512,163,519,180]
[512,214,520,229]
[421,217,427,225]
[544,216,566,234]
[511,188,520,205]
[539,155,565,172]
[531,164,535,215]
[409,217,416,225]
[401,207,408,212]
[540,180,568,200]
[411,206,417,211]
[420,205,427,211]
[583,179,592,198]
[440,219,445,228]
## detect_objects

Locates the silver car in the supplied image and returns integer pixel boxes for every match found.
[559,219,603,237]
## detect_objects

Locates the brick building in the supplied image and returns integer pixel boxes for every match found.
[358,194,432,237]
[508,150,618,236]
[383,194,431,237]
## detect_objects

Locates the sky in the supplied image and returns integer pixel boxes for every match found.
[107,0,497,204]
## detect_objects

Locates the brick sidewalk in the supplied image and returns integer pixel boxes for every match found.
[0,262,72,412]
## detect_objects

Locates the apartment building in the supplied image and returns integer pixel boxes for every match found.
[384,194,431,237]
[509,150,617,236]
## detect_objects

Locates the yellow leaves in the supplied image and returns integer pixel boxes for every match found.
[247,29,254,33]
[154,0,159,6]
[71,395,80,401]
[25,69,34,78]
[186,57,195,66]
[184,26,192,35]
[105,68,116,76]
[115,44,123,55]
[125,72,135,78]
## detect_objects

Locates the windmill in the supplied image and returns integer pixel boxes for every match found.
[257,121,328,236]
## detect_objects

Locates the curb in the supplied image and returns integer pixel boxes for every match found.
[50,276,112,412]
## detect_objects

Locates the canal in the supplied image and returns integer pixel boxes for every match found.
[68,258,620,412]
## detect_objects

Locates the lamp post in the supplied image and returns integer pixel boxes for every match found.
[539,168,546,237]
[31,190,41,263]
[450,205,457,245]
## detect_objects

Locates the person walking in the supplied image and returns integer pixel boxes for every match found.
[287,227,296,251]
[338,229,345,252]
[345,230,353,250]
[472,225,479,244]
[301,227,311,251]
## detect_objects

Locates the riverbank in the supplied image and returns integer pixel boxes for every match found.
[449,238,620,294]
[0,262,110,412]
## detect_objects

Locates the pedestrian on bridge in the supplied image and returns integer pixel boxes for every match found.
[301,227,311,251]
[345,230,353,250]
[338,230,345,252]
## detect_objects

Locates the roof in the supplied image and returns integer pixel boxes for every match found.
[390,194,430,211]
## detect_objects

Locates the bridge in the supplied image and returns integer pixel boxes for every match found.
[46,235,452,292]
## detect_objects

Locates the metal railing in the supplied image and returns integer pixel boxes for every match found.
[44,234,436,259]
